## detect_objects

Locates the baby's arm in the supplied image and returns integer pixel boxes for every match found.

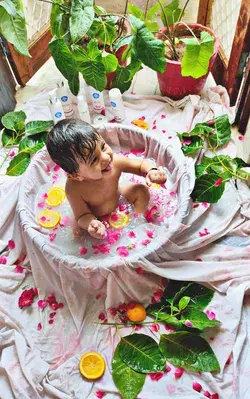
[66,186,105,239]
[115,154,166,185]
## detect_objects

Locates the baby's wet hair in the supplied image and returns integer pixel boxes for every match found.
[46,119,100,174]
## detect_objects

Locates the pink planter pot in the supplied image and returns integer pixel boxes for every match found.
[157,23,220,100]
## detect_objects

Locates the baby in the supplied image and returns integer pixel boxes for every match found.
[46,119,167,239]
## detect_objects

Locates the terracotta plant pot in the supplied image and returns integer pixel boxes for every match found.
[156,23,220,100]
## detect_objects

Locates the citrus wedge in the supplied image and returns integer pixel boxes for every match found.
[79,352,105,380]
[150,183,161,189]
[109,212,130,229]
[45,187,66,207]
[127,303,146,322]
[38,209,61,229]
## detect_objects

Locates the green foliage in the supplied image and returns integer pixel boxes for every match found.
[160,0,182,27]
[191,173,226,203]
[69,0,94,43]
[1,110,53,176]
[112,346,146,399]
[0,0,30,56]
[181,136,204,155]
[181,31,214,79]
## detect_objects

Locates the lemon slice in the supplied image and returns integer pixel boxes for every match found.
[132,120,149,130]
[109,212,130,229]
[150,183,161,189]
[79,352,105,380]
[45,187,66,207]
[38,209,61,229]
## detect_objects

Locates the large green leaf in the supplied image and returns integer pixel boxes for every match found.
[0,0,17,17]
[25,120,53,135]
[130,15,166,73]
[1,110,26,132]
[112,346,146,399]
[2,128,17,146]
[0,5,30,56]
[234,157,249,169]
[145,3,160,32]
[164,281,214,310]
[50,0,64,38]
[49,38,80,95]
[18,133,47,154]
[181,135,204,155]
[181,31,214,79]
[119,334,166,373]
[196,155,236,180]
[114,35,134,52]
[73,40,107,91]
[191,173,225,203]
[69,0,94,43]
[102,52,118,73]
[159,332,220,372]
[208,114,231,147]
[96,16,117,45]
[181,308,220,330]
[111,65,131,93]
[94,5,106,15]
[160,0,182,27]
[128,3,144,20]
[6,152,30,176]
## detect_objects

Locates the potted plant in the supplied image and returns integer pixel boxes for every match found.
[128,0,220,99]
[48,0,167,95]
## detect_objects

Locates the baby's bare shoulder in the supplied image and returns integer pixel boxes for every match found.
[65,179,79,198]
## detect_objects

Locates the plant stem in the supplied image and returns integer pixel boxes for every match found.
[157,0,179,60]
[177,0,190,23]
[157,31,179,61]
[0,148,12,171]
[175,21,199,42]
[144,0,150,19]
[94,321,154,326]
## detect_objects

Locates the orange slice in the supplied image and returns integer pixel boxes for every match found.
[45,187,66,207]
[132,120,149,130]
[38,209,61,229]
[127,303,146,322]
[79,352,105,380]
[109,212,130,229]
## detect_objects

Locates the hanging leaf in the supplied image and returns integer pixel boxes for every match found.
[178,296,190,311]
[0,0,17,17]
[234,157,249,169]
[181,135,204,155]
[114,35,134,52]
[73,40,107,91]
[127,56,142,80]
[2,129,17,147]
[160,0,182,27]
[191,173,225,203]
[164,281,214,310]
[129,15,166,73]
[145,3,160,32]
[69,0,94,43]
[96,16,117,46]
[0,4,30,56]
[6,152,30,176]
[50,0,65,38]
[2,110,26,132]
[181,308,220,330]
[49,38,80,95]
[94,5,106,14]
[102,52,118,73]
[182,124,214,137]
[208,114,231,147]
[18,133,47,154]
[128,3,144,20]
[111,65,131,93]
[159,332,220,372]
[25,120,53,135]
[119,334,166,373]
[196,155,236,180]
[181,31,214,79]
[112,346,146,399]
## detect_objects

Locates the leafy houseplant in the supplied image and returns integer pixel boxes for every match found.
[99,280,221,399]
[178,114,250,203]
[0,111,53,176]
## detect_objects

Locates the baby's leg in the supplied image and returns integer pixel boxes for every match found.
[120,183,150,213]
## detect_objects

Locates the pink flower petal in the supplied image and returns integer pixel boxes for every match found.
[208,120,215,126]
[193,203,200,208]
[127,301,136,309]
[161,114,166,119]
[8,240,15,250]
[214,178,223,187]
[0,256,7,264]
[165,364,171,373]
[202,202,208,208]
[60,215,70,227]
[38,300,48,309]
[136,266,143,275]
[37,201,45,208]
[58,302,64,309]
[193,382,202,392]
[109,308,117,316]
[50,312,56,318]
[152,125,157,130]
[211,394,219,399]
[96,293,102,299]
[165,325,175,333]
[118,303,128,313]
[50,302,59,310]
[45,165,50,173]
[42,193,48,199]
[14,265,24,273]
[166,384,175,395]
[168,136,172,139]
[139,116,145,121]
[196,258,202,261]
[141,239,151,246]
[170,191,176,197]
[149,372,164,381]
[110,213,118,221]
[49,233,56,242]
[174,367,184,378]
[162,130,166,133]
[49,319,54,324]
[206,310,216,320]
[79,246,88,255]
[204,391,211,398]
[146,230,154,239]
[37,322,42,331]
[98,312,106,321]
[9,150,15,157]
[116,246,129,257]
[128,231,136,238]
[95,391,106,399]
[185,320,193,327]
[150,323,160,332]
[54,165,60,171]
[40,216,47,222]
[238,135,243,141]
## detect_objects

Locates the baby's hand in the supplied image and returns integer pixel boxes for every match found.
[146,168,167,186]
[88,219,106,239]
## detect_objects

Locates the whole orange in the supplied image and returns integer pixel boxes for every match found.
[126,303,146,322]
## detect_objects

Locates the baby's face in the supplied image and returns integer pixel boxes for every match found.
[72,138,113,181]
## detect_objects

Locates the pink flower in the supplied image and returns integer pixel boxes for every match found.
[165,325,175,333]
[238,135,243,141]
[141,239,151,246]
[185,320,193,327]
[49,312,56,318]
[98,312,106,321]
[204,391,211,398]
[161,114,166,119]
[146,230,154,239]
[193,382,202,392]
[174,367,184,378]
[50,302,59,311]
[54,165,60,171]
[127,301,136,309]
[37,201,45,208]
[119,204,127,211]
[110,213,118,221]
[150,323,160,332]
[118,303,128,313]
[49,319,54,325]
[0,256,7,264]
[199,228,210,237]
[79,246,88,255]
[46,294,56,304]
[95,391,106,399]
[18,288,38,308]
[49,233,56,242]
[107,231,120,244]
[37,322,42,331]
[145,205,158,223]
[149,372,164,381]
[116,246,129,257]
[8,240,15,250]
[42,193,48,199]
[38,300,48,309]
[206,310,216,320]
[136,266,143,275]
[15,265,24,273]
[128,231,136,238]
[214,178,223,187]
[109,308,117,316]
[165,364,171,373]
[9,150,15,157]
